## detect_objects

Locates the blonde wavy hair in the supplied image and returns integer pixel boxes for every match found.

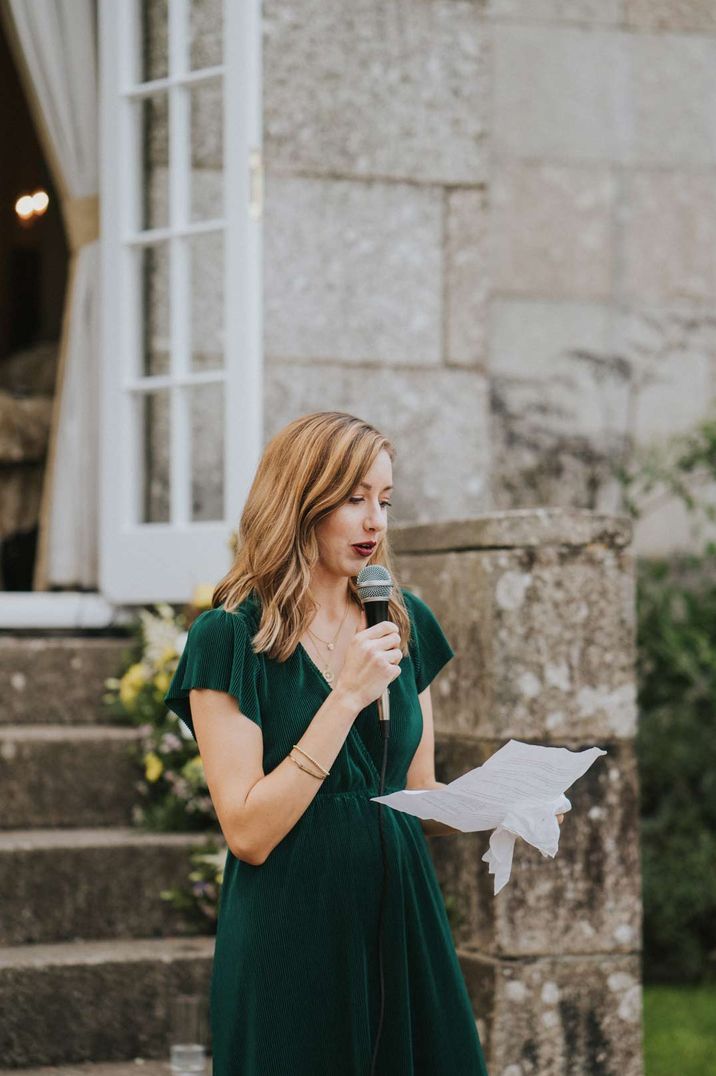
[212,411,411,663]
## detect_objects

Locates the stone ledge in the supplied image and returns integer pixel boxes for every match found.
[391,507,632,554]
[0,937,214,1068]
[0,1064,198,1076]
[0,727,142,830]
[0,828,221,946]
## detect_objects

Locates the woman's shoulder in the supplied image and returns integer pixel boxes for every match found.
[187,594,261,645]
[399,585,434,620]
[398,585,454,693]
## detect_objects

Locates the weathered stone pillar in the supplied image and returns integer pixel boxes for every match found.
[393,508,643,1076]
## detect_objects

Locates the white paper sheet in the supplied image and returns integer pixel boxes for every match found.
[370,739,607,894]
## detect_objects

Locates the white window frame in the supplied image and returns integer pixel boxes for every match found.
[98,0,262,606]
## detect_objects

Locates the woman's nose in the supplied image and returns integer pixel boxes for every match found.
[364,504,384,531]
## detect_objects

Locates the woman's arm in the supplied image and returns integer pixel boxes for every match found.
[405,686,461,837]
[415,778,463,838]
[191,684,363,864]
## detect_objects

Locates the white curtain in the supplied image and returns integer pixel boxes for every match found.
[3,0,100,588]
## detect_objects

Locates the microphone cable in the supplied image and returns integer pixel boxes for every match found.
[356,563,394,1075]
[369,712,390,1076]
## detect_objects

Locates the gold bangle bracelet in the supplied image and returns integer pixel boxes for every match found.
[288,751,325,780]
[291,743,330,778]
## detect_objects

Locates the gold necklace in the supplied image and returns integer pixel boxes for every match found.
[304,593,353,685]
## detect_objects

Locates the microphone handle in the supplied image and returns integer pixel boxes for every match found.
[362,597,391,724]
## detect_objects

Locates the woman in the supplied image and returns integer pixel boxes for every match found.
[164,410,490,1075]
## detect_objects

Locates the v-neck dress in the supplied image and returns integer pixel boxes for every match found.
[164,586,489,1076]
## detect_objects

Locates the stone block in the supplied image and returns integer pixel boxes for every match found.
[487,299,716,512]
[460,950,643,1075]
[430,737,641,958]
[445,188,489,367]
[0,936,214,1066]
[264,175,443,364]
[0,726,141,829]
[630,33,716,166]
[264,361,491,522]
[486,0,623,23]
[622,170,716,305]
[616,305,716,443]
[392,510,642,1074]
[263,0,488,183]
[492,25,630,162]
[490,298,631,442]
[394,519,636,741]
[490,162,616,299]
[0,830,219,946]
[625,0,716,33]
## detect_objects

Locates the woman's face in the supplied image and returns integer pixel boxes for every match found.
[314,449,393,579]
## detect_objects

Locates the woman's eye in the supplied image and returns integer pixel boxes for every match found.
[349,497,391,508]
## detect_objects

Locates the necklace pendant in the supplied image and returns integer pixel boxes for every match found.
[327,642,335,651]
[324,669,334,683]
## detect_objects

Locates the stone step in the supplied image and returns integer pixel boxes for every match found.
[0,725,144,829]
[0,1062,213,1076]
[0,1063,209,1076]
[0,828,223,946]
[0,936,215,1068]
[0,635,140,726]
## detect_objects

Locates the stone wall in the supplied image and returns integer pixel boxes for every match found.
[393,507,643,1075]
[142,0,716,550]
[261,0,716,552]
[262,0,492,527]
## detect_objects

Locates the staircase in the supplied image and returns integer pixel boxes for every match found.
[0,632,217,1074]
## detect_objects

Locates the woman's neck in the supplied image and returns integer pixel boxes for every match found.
[308,579,353,623]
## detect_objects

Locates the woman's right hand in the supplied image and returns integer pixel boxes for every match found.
[334,620,403,713]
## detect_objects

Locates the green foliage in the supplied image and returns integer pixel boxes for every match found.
[636,557,716,984]
[618,413,716,985]
[159,839,227,932]
[105,600,223,930]
[618,414,716,543]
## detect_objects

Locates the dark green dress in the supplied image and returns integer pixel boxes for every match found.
[164,586,489,1076]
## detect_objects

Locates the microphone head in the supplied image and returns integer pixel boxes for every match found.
[356,564,393,603]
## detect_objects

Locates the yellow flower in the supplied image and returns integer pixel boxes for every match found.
[120,663,148,709]
[144,751,164,782]
[192,582,215,609]
[154,671,171,694]
[182,755,205,784]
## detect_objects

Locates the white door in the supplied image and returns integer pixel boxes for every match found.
[98,0,262,605]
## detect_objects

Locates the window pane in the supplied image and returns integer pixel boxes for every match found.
[141,243,170,377]
[190,0,223,70]
[190,382,224,521]
[140,390,170,523]
[140,0,168,82]
[190,78,223,222]
[140,92,169,231]
[190,231,224,371]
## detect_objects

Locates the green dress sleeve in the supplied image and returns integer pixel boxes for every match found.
[401,587,455,694]
[163,606,262,742]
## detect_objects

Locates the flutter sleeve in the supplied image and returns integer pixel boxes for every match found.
[163,607,262,741]
[402,587,456,694]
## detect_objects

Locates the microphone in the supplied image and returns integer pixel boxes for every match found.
[356,564,393,729]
